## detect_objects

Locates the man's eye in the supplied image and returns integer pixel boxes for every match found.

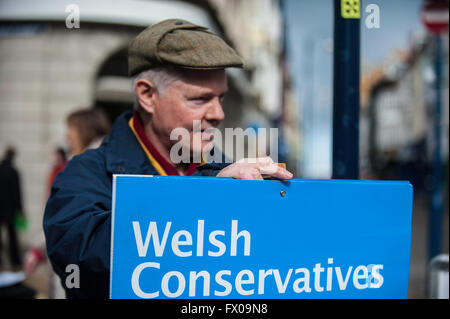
[189,97,209,105]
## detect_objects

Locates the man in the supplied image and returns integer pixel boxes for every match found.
[0,147,23,270]
[43,19,293,299]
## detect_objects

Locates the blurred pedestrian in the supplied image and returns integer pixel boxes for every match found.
[0,146,24,270]
[66,108,111,157]
[46,147,67,198]
[24,147,67,277]
[23,110,110,298]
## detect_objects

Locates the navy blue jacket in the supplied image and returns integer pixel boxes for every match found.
[43,110,228,299]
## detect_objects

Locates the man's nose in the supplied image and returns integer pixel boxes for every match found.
[205,98,225,123]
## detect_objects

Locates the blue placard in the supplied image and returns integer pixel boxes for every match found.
[110,175,412,299]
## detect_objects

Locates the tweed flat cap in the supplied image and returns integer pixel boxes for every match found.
[128,19,244,76]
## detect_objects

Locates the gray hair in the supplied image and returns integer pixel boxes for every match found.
[132,66,182,111]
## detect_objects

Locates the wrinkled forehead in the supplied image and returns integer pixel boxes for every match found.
[177,68,227,84]
[172,68,228,93]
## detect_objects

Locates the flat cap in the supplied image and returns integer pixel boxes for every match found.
[128,19,244,76]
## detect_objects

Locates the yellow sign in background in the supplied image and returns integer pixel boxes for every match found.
[341,0,361,19]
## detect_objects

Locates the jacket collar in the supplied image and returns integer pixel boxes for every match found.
[104,109,158,176]
[130,111,199,176]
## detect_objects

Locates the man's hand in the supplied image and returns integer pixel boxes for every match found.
[216,157,293,180]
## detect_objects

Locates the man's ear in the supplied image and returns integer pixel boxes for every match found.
[135,79,158,115]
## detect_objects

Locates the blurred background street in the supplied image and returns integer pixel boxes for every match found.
[0,0,448,299]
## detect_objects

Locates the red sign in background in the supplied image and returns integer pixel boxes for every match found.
[421,0,449,34]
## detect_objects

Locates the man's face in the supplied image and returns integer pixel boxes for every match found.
[150,69,227,159]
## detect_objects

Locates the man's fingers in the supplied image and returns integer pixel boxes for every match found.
[259,162,280,175]
[240,167,264,180]
[261,165,293,180]
[237,157,273,165]
[236,158,293,180]
[217,157,293,180]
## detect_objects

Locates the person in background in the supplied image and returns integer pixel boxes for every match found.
[66,108,111,157]
[25,147,67,278]
[0,146,23,270]
[24,109,110,298]
[46,147,67,198]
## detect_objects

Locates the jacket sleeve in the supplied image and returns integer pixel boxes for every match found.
[195,150,231,177]
[43,149,112,299]
[194,162,230,176]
